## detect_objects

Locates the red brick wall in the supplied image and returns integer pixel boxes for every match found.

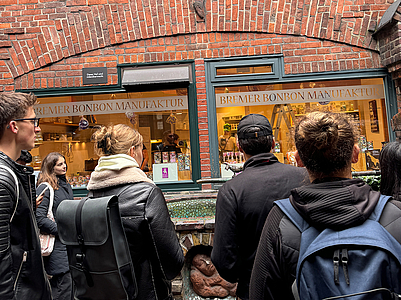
[376,5,401,112]
[0,0,388,91]
[0,0,392,185]
[14,32,382,90]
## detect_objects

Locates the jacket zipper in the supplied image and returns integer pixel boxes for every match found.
[10,193,19,222]
[14,251,27,291]
[28,175,32,208]
[9,171,20,222]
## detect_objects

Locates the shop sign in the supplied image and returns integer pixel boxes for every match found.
[34,96,188,118]
[152,163,179,183]
[82,67,108,85]
[216,84,384,107]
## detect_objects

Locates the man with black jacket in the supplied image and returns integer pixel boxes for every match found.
[0,92,51,300]
[211,114,308,300]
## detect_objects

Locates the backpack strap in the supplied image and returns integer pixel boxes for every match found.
[275,198,310,232]
[0,164,20,222]
[368,194,391,222]
[75,197,94,287]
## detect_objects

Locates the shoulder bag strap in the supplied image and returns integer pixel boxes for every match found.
[0,164,20,222]
[37,182,55,220]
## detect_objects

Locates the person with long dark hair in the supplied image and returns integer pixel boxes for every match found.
[380,141,401,200]
[36,152,73,300]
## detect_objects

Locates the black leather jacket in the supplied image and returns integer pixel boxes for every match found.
[89,181,184,300]
[0,152,51,300]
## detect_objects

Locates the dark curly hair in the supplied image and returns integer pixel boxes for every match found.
[295,112,359,177]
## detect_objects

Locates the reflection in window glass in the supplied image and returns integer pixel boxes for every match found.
[215,78,388,177]
[33,89,191,187]
[216,65,273,76]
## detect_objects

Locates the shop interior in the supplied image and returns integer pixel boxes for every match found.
[216,78,389,176]
[32,90,192,187]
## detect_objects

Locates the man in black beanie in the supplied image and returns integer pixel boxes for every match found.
[211,114,308,300]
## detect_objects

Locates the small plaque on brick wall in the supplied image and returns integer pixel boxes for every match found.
[82,67,107,85]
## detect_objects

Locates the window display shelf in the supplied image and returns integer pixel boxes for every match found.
[40,122,79,127]
[45,140,81,143]
[295,110,359,117]
[35,140,81,146]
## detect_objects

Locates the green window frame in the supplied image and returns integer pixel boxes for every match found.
[19,60,201,195]
[205,55,397,180]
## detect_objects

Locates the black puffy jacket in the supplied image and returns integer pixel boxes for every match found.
[0,152,51,300]
[88,171,184,300]
[36,175,73,276]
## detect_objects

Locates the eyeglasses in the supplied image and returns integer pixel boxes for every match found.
[13,117,40,127]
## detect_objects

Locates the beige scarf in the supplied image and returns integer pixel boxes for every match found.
[87,154,154,191]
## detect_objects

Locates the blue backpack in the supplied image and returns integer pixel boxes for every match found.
[276,195,401,300]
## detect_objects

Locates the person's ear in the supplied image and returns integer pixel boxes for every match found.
[128,146,134,158]
[238,143,244,154]
[271,138,276,153]
[7,121,18,133]
[351,144,360,164]
[295,150,304,167]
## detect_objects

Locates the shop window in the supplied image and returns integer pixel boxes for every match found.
[33,89,192,188]
[216,65,273,76]
[215,78,388,177]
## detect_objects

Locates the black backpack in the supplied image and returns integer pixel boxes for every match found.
[56,195,137,300]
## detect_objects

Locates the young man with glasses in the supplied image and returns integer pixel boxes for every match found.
[0,92,51,300]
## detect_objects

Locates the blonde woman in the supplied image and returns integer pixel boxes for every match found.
[36,152,73,300]
[87,124,184,300]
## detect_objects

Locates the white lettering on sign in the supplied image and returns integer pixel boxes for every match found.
[34,96,188,118]
[86,72,104,79]
[216,85,384,107]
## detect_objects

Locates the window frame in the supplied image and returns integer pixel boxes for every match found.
[19,60,201,195]
[205,55,397,180]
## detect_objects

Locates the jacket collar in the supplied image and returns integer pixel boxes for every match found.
[0,151,33,175]
[94,154,139,172]
[243,152,278,170]
[290,178,380,230]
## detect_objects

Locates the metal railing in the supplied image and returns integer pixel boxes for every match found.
[198,170,381,185]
